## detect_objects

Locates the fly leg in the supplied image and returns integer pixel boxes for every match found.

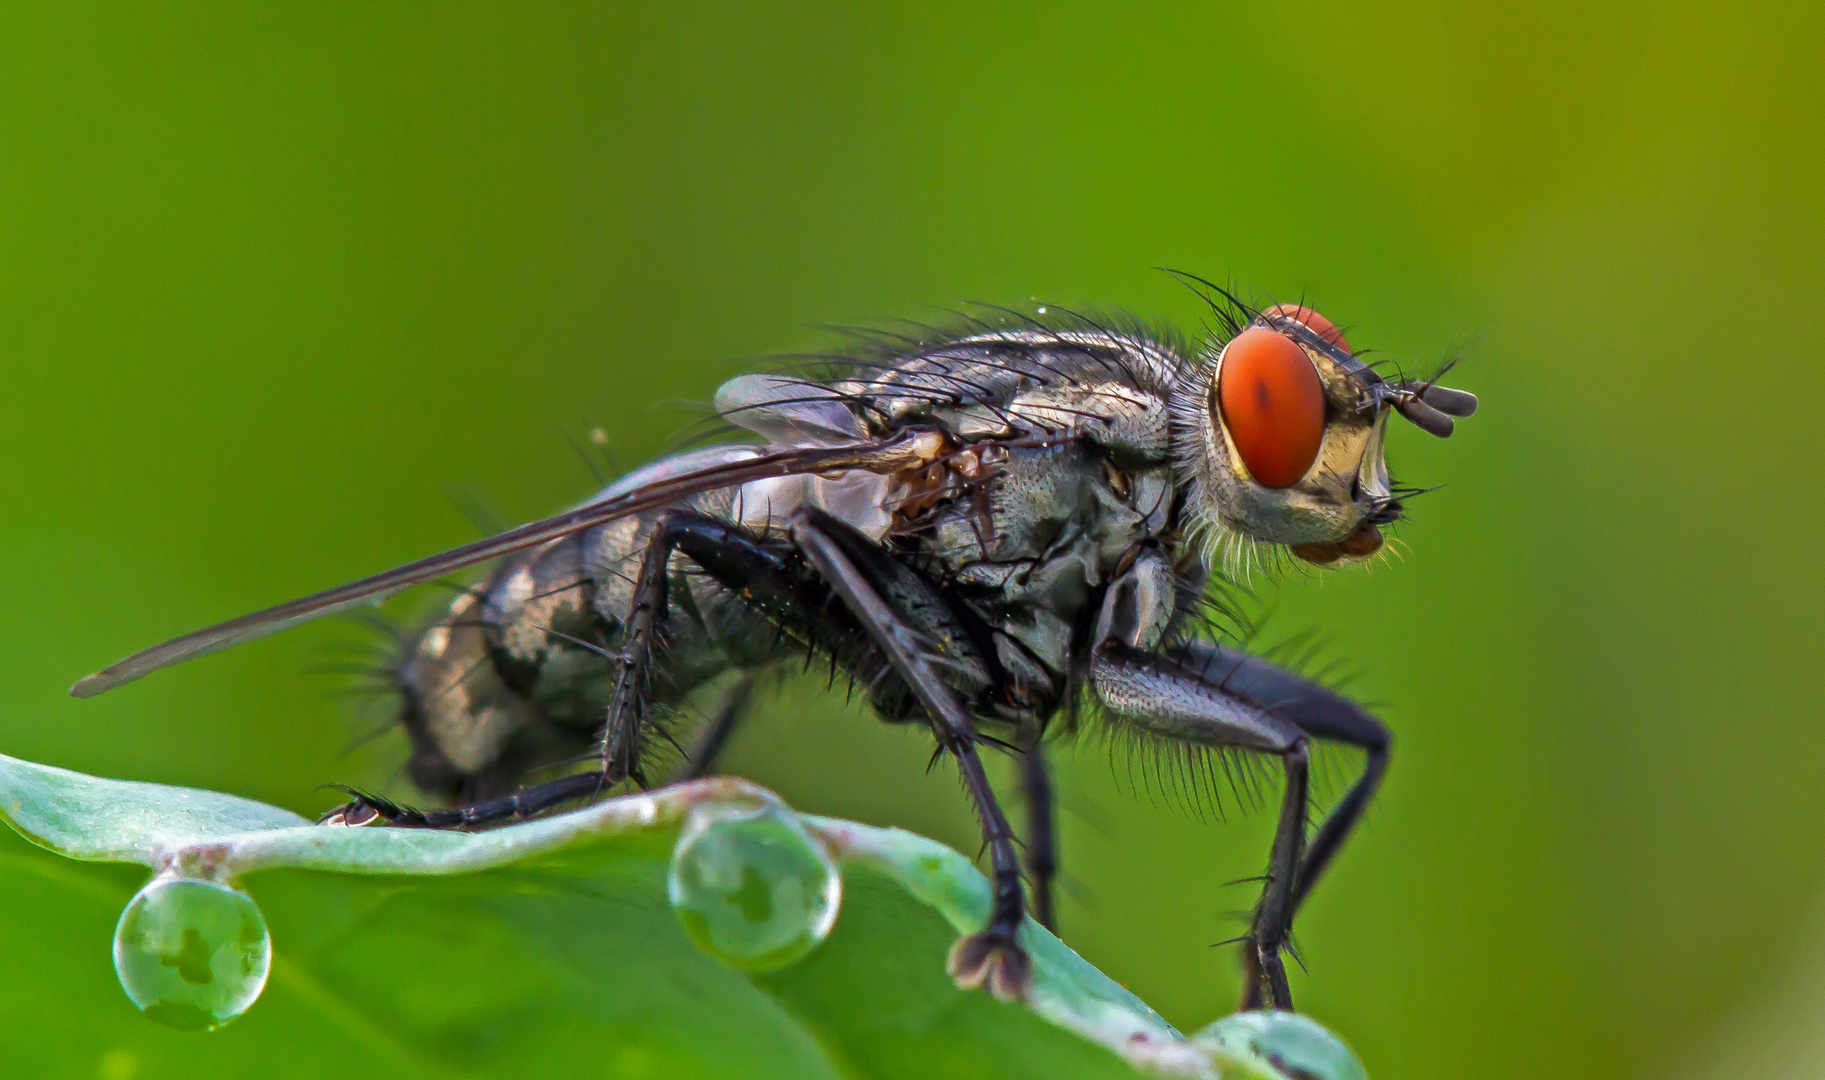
[1019,731,1059,932]
[321,770,616,827]
[1089,641,1310,1011]
[1176,642,1390,1010]
[682,673,755,779]
[592,509,691,790]
[786,509,1032,1001]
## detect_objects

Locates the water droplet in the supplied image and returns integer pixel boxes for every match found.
[668,801,840,972]
[1193,1011,1367,1080]
[113,875,270,1031]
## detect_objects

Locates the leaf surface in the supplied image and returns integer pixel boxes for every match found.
[0,754,1339,1079]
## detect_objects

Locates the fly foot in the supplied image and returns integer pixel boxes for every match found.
[947,927,1032,1002]
[316,787,407,827]
[317,800,383,827]
[1238,934,1296,1012]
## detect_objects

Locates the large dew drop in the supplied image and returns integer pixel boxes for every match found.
[113,875,271,1031]
[667,801,840,972]
[1194,1010,1368,1080]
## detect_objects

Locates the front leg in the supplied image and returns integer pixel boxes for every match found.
[787,510,1033,1002]
[1175,642,1391,1010]
[1090,642,1311,1011]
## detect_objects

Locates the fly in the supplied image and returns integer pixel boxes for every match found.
[71,283,1476,1011]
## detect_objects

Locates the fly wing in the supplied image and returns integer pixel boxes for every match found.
[71,431,934,698]
[713,374,866,446]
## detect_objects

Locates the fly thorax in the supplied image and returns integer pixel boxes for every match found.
[926,442,1152,569]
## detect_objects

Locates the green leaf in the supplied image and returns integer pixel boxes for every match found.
[0,753,1361,1079]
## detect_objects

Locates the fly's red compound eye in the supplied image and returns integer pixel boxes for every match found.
[1265,303,1352,354]
[1215,326,1326,488]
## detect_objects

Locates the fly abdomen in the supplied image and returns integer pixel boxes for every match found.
[392,456,789,801]
[478,533,616,732]
[393,533,614,801]
[394,586,560,802]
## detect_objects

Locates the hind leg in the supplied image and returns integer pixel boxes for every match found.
[325,513,809,828]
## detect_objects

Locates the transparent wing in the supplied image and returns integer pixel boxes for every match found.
[71,432,931,698]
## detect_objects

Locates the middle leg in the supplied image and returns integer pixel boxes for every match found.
[787,509,1033,1001]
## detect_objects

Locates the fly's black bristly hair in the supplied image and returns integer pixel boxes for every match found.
[1157,267,1257,342]
[1074,583,1372,823]
[663,302,1200,452]
[1365,478,1446,530]
[309,612,414,762]
[444,482,510,537]
[562,420,624,486]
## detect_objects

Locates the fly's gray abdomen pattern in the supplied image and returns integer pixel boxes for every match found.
[394,533,618,802]
[394,472,790,800]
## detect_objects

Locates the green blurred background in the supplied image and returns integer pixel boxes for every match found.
[2,3,1822,1076]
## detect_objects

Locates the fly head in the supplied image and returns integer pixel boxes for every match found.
[1173,303,1476,567]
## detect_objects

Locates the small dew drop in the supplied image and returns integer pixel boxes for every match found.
[113,875,270,1031]
[1193,1011,1367,1080]
[667,802,840,972]
[589,426,609,445]
[1036,306,1048,314]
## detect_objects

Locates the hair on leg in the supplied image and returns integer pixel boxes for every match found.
[1172,642,1389,1008]
[1089,642,1311,1011]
